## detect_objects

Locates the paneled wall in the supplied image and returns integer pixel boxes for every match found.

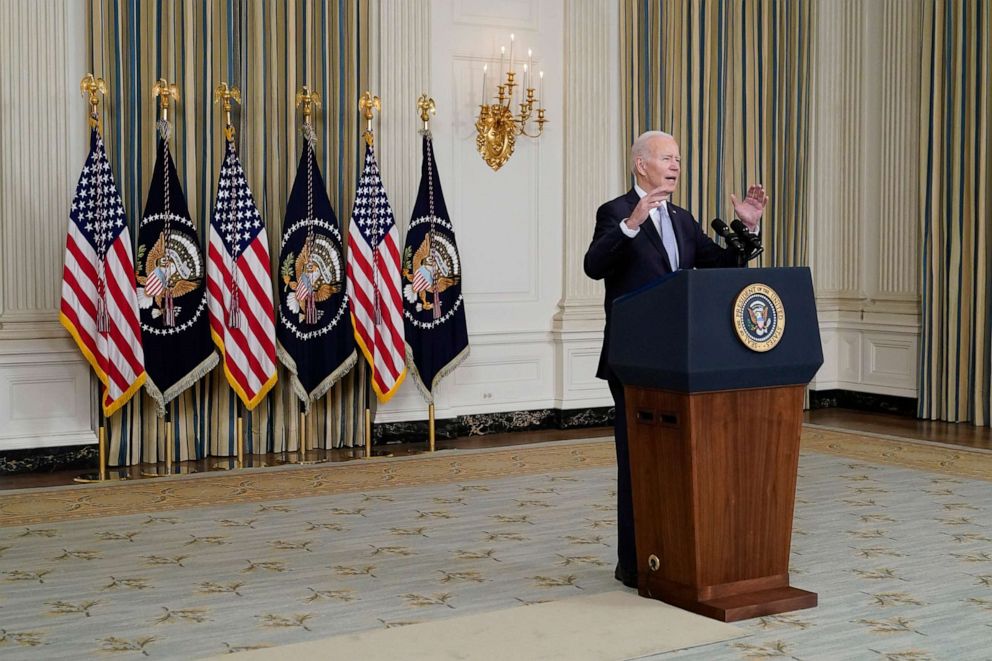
[808,0,922,398]
[0,0,93,449]
[374,0,619,422]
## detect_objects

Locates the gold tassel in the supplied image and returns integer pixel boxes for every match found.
[228,287,241,328]
[164,290,175,327]
[97,296,110,333]
[305,294,317,325]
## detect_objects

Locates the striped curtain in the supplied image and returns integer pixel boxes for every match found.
[620,0,812,267]
[87,0,372,463]
[919,0,991,425]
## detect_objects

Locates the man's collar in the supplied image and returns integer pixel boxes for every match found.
[633,184,671,204]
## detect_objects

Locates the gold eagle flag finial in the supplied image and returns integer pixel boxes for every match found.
[417,94,436,132]
[295,85,321,126]
[359,91,381,146]
[79,73,108,130]
[296,86,322,144]
[214,82,242,142]
[152,78,180,123]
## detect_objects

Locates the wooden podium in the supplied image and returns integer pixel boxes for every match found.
[609,267,823,622]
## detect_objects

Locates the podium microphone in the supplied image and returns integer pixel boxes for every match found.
[711,218,747,254]
[730,219,764,259]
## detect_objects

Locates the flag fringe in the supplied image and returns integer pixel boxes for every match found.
[404,343,471,406]
[143,351,220,417]
[276,342,358,414]
[59,311,147,417]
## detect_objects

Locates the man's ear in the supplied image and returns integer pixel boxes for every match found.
[634,157,644,177]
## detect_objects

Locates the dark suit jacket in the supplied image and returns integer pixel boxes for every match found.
[583,188,739,380]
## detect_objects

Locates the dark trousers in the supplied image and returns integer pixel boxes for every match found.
[608,375,637,575]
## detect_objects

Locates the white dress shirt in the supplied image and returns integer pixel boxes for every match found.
[619,184,679,270]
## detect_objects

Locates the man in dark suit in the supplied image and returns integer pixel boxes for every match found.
[583,130,766,588]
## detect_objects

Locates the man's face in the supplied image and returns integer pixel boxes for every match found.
[636,135,681,197]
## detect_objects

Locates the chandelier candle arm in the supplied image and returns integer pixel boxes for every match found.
[527,49,533,89]
[481,64,487,105]
[508,33,515,78]
[474,37,548,170]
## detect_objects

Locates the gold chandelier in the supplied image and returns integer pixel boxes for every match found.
[475,35,548,171]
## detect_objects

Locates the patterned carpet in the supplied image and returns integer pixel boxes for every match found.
[0,427,990,659]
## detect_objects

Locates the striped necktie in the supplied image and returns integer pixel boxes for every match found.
[658,201,679,270]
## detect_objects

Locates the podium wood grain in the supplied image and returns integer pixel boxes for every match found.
[625,384,817,621]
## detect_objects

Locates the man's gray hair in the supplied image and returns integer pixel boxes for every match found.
[630,130,675,175]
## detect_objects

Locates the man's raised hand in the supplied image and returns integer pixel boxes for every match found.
[730,184,768,231]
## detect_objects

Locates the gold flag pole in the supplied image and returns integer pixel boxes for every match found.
[74,74,130,484]
[418,94,438,454]
[358,91,393,461]
[142,78,195,479]
[429,403,436,453]
[274,85,331,466]
[209,82,258,472]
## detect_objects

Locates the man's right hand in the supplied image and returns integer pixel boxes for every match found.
[625,187,670,230]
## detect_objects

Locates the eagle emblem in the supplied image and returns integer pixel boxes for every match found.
[732,283,785,352]
[280,235,343,324]
[402,232,461,313]
[136,231,203,323]
[747,300,770,335]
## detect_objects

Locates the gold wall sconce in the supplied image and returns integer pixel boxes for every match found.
[475,34,548,171]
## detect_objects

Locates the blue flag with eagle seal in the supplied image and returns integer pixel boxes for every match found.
[135,131,218,415]
[275,138,357,411]
[401,133,469,403]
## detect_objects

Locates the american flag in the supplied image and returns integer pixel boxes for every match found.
[206,140,277,410]
[60,129,146,416]
[347,142,406,401]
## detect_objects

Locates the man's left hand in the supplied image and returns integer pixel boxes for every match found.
[730,184,768,231]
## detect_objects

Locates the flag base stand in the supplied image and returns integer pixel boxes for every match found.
[141,414,196,477]
[389,404,438,457]
[359,407,394,459]
[272,410,332,465]
[360,449,394,459]
[210,456,268,470]
[210,417,267,470]
[276,449,333,465]
[74,470,130,483]
[74,426,130,482]
[141,464,198,478]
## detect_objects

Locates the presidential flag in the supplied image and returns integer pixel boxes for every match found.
[60,129,146,416]
[276,139,356,410]
[135,128,218,413]
[401,134,469,402]
[206,139,277,410]
[347,141,406,402]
